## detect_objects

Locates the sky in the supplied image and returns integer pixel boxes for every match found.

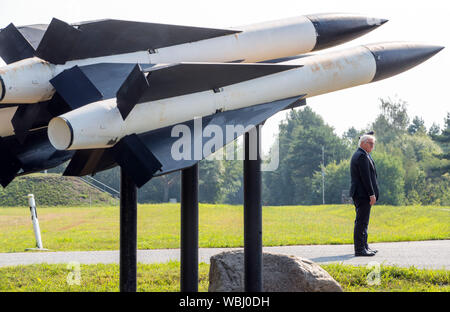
[1,0,449,152]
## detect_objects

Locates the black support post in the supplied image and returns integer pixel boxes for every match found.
[180,163,199,292]
[243,126,263,292]
[120,168,138,292]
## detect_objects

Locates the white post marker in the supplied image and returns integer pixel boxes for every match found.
[25,194,48,251]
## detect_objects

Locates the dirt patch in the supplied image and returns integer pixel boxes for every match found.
[57,220,88,231]
[0,216,29,227]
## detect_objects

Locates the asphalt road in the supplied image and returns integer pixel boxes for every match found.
[0,240,449,269]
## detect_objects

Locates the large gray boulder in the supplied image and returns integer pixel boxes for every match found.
[208,250,342,292]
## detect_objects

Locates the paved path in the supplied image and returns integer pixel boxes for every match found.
[0,240,449,269]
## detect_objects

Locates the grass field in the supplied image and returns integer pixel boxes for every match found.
[0,204,448,252]
[0,262,448,292]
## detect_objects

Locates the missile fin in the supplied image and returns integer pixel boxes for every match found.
[138,63,302,103]
[0,128,74,180]
[17,128,74,174]
[16,24,48,50]
[64,134,162,188]
[109,134,163,187]
[0,136,22,187]
[143,95,307,176]
[116,64,150,120]
[50,66,103,110]
[283,98,307,110]
[11,103,52,144]
[76,63,151,99]
[0,129,74,187]
[35,18,82,64]
[68,19,241,61]
[31,18,240,64]
[0,23,35,64]
[49,63,151,114]
[63,149,109,177]
[17,148,74,176]
[9,94,76,145]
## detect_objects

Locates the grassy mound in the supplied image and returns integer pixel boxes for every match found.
[0,173,115,207]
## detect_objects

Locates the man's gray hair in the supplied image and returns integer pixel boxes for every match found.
[359,134,376,147]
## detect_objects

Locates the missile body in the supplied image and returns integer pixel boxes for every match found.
[0,14,386,104]
[48,42,443,151]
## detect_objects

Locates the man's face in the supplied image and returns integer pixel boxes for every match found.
[362,138,375,153]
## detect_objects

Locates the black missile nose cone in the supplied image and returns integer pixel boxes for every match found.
[307,13,388,51]
[366,42,444,82]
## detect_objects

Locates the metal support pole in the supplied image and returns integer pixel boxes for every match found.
[120,168,137,292]
[322,145,325,205]
[180,163,199,292]
[243,126,263,292]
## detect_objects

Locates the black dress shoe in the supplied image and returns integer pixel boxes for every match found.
[355,249,375,257]
[367,248,378,254]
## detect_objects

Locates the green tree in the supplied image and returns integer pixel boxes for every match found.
[400,132,442,163]
[264,106,351,205]
[428,113,450,191]
[220,158,243,204]
[428,123,441,137]
[311,160,350,204]
[198,159,224,203]
[371,151,405,205]
[408,116,427,135]
[342,127,362,150]
[372,97,409,146]
[432,112,450,156]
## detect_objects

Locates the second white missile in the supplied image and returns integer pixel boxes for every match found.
[48,42,443,151]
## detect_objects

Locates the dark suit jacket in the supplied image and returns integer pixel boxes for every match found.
[349,147,379,200]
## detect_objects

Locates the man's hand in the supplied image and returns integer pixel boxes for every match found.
[370,195,376,206]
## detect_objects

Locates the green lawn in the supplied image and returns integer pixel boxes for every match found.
[0,204,449,252]
[0,262,448,292]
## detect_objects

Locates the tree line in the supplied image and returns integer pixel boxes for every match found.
[50,97,450,206]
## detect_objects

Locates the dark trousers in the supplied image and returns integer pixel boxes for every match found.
[353,197,371,252]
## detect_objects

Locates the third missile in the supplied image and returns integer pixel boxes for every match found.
[0,13,386,104]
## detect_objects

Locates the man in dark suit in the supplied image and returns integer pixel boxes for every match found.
[349,132,379,256]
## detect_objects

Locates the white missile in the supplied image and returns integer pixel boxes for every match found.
[48,42,444,151]
[0,14,386,104]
